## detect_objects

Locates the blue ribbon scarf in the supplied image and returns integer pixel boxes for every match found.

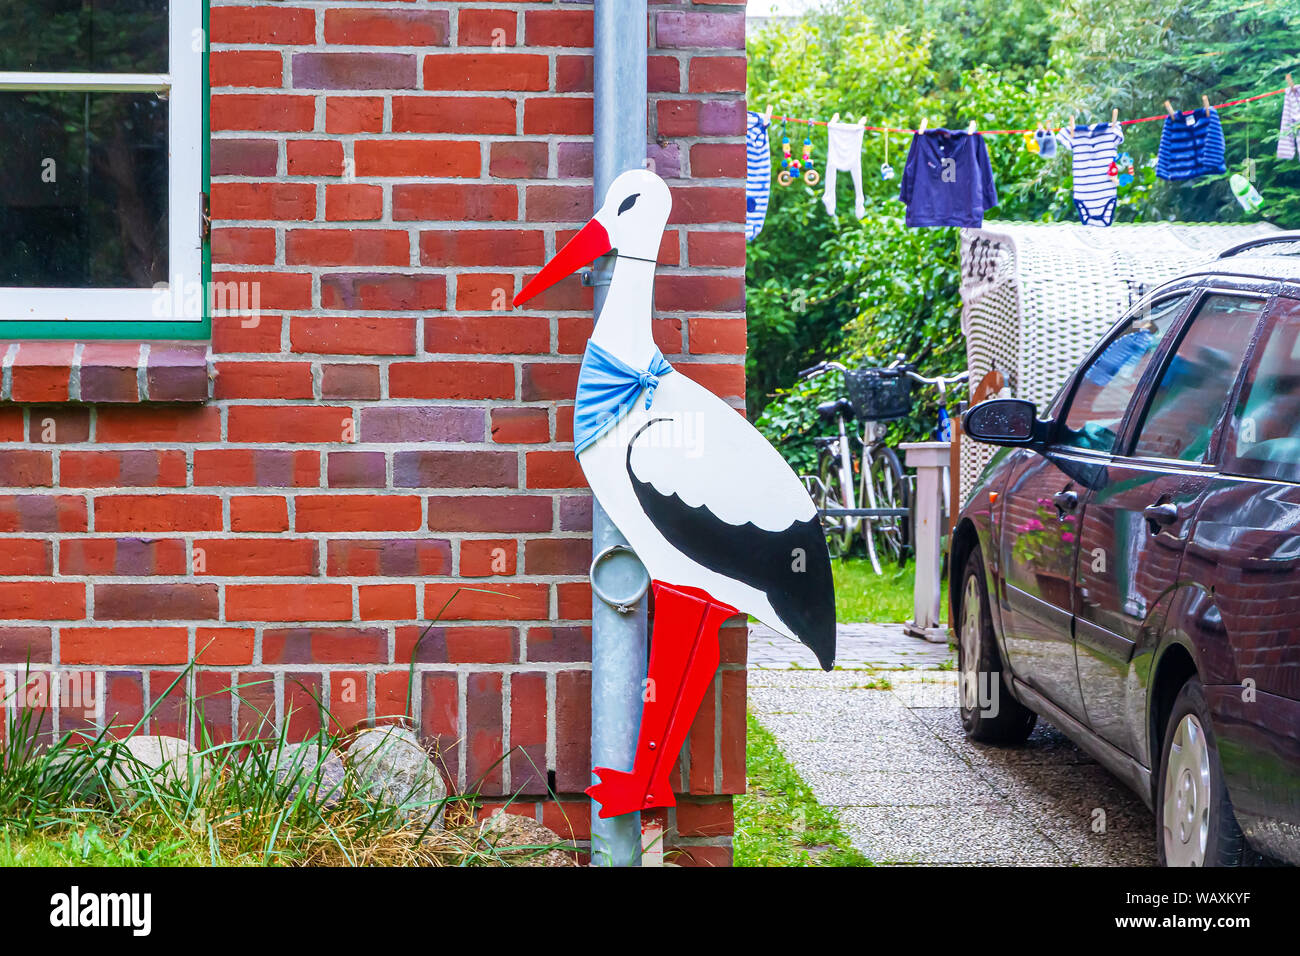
[573,340,674,456]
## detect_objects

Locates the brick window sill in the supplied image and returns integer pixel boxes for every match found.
[0,342,212,404]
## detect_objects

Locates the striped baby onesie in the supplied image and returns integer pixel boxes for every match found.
[1156,107,1226,180]
[1057,122,1124,227]
[746,112,772,241]
[1279,87,1300,161]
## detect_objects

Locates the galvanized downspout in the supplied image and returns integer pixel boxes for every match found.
[588,0,649,867]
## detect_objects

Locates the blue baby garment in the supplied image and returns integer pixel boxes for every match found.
[898,130,999,228]
[1279,86,1300,161]
[573,340,674,456]
[1034,128,1057,158]
[746,112,772,241]
[1156,108,1226,181]
[1058,122,1123,227]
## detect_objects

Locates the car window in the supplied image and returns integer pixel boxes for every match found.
[1130,295,1265,463]
[1057,295,1188,453]
[1228,297,1300,481]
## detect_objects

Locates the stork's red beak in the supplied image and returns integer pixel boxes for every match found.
[513,217,611,307]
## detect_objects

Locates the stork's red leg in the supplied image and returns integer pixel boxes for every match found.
[587,581,737,819]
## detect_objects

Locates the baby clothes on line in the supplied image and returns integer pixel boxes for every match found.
[898,129,998,228]
[1156,107,1226,180]
[1278,86,1300,161]
[1057,122,1123,227]
[746,111,772,241]
[1034,128,1057,158]
[823,121,867,219]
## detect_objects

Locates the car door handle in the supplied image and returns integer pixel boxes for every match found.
[1052,490,1078,513]
[1143,502,1179,532]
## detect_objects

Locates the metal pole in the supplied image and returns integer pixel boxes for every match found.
[589,0,649,867]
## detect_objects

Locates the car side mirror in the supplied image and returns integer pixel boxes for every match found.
[962,398,1045,447]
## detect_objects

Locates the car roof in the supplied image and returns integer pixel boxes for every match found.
[1182,231,1300,285]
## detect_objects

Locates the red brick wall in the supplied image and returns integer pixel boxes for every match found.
[0,1,746,864]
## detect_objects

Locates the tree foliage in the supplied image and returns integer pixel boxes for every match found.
[747,0,1300,471]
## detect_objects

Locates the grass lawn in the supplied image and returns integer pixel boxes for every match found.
[832,557,948,625]
[734,715,872,866]
[0,825,217,867]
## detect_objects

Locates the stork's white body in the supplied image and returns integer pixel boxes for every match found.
[578,253,814,641]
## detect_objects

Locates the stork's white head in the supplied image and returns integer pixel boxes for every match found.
[514,168,671,307]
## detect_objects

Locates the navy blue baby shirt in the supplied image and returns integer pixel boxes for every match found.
[899,130,999,227]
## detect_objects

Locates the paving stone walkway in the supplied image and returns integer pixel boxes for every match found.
[748,623,1156,865]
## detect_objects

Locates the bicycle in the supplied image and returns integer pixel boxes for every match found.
[797,360,909,573]
[797,358,969,574]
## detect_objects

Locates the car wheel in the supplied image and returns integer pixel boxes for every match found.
[958,547,1036,744]
[1156,677,1254,867]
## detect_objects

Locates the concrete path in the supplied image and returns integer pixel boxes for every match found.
[748,623,1156,865]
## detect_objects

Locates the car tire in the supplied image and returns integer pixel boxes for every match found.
[958,547,1037,744]
[1156,677,1256,867]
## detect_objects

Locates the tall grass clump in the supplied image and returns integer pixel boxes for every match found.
[0,664,577,867]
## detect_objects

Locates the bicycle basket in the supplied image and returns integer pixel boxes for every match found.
[844,368,912,421]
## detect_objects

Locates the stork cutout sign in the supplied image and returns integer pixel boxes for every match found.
[514,170,836,818]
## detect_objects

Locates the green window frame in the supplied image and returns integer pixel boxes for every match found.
[0,0,209,341]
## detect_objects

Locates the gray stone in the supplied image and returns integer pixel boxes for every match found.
[272,742,347,806]
[107,735,210,795]
[346,726,447,830]
[479,810,578,867]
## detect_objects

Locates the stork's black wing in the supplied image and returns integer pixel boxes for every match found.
[626,420,835,670]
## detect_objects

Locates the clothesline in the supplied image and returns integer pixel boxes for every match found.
[767,84,1291,136]
[747,78,1293,240]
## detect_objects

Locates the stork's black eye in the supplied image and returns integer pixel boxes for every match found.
[618,193,640,215]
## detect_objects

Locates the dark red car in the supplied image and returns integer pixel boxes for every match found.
[954,233,1300,866]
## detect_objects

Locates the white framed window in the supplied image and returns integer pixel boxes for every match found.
[0,1,203,328]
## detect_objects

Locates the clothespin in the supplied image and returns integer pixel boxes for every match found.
[1202,94,1212,111]
[762,104,774,125]
[1288,73,1295,90]
[1164,100,1176,117]
[918,117,927,133]
[830,112,841,125]
[1111,108,1119,126]
[857,115,867,129]
[966,120,977,134]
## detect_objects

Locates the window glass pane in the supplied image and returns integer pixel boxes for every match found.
[1132,295,1264,462]
[0,0,168,73]
[1231,299,1300,480]
[0,91,168,288]
[1058,295,1188,453]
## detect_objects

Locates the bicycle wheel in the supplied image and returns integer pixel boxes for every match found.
[864,444,909,567]
[817,448,854,559]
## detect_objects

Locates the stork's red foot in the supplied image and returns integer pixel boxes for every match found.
[587,581,737,819]
[586,767,654,816]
